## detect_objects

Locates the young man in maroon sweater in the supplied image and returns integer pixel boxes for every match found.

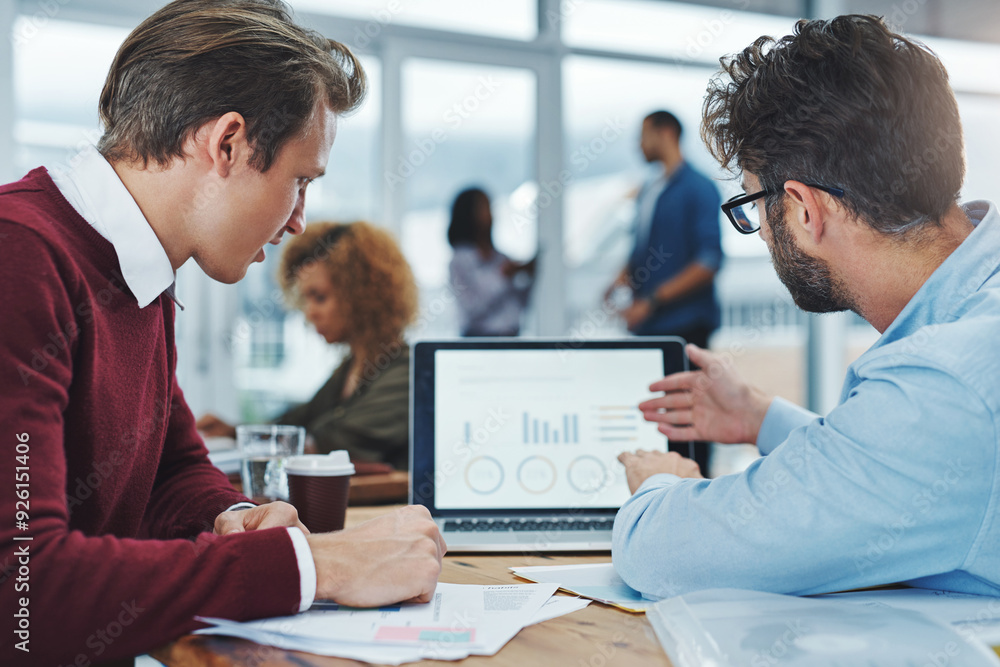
[0,1,445,664]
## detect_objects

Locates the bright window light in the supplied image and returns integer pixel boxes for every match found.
[289,0,538,41]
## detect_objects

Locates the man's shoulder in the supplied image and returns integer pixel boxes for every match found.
[858,312,1000,415]
[678,162,716,185]
[669,163,721,203]
[0,169,76,248]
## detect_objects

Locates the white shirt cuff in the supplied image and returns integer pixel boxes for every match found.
[224,502,256,512]
[286,527,317,612]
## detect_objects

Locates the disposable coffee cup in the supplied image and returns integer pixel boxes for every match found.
[286,451,355,533]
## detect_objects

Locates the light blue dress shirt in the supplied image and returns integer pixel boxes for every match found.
[613,201,1000,599]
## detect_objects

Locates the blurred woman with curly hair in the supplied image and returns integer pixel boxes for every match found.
[198,222,418,470]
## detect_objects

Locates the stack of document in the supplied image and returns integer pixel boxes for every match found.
[646,588,1000,667]
[196,583,589,664]
[511,562,652,612]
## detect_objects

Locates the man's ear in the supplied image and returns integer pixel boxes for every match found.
[783,180,826,246]
[204,112,250,178]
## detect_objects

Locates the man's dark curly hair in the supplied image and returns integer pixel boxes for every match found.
[701,15,965,236]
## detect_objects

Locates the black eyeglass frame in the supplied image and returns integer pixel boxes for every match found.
[722,183,845,234]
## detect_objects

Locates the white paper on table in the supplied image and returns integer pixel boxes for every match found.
[525,596,591,626]
[818,588,1000,645]
[194,620,463,665]
[197,583,558,662]
[196,593,590,665]
[510,563,651,612]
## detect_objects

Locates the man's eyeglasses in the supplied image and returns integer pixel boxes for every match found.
[722,183,845,234]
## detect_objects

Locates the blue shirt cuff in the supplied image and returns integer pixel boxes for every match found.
[693,251,722,273]
[757,397,820,456]
[636,472,682,494]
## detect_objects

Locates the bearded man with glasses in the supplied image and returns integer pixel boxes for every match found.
[613,15,1000,601]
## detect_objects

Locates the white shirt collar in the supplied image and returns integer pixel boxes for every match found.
[48,148,183,309]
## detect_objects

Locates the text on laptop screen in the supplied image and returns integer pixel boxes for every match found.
[433,348,668,510]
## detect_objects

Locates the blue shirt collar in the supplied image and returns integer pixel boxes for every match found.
[875,200,999,346]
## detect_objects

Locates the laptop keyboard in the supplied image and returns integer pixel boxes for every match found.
[443,517,615,532]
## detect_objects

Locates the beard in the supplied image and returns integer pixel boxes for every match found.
[765,197,857,314]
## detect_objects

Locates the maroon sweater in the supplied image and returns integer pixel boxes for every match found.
[0,169,303,665]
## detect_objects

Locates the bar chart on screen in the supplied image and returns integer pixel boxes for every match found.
[433,348,668,509]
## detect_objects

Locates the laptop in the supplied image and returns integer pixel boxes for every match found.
[410,337,689,552]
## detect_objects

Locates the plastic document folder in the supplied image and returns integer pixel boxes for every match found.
[646,588,1000,667]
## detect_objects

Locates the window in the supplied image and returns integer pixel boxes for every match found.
[13,18,126,176]
[563,0,792,64]
[289,0,538,41]
[7,0,998,430]
[398,58,537,337]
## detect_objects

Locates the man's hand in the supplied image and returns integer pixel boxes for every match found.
[622,298,653,330]
[638,344,772,445]
[603,268,629,303]
[308,505,445,608]
[197,413,237,438]
[214,501,308,535]
[618,450,703,493]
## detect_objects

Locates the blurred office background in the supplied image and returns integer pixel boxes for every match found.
[3,0,999,470]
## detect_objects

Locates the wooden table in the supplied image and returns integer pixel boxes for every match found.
[347,471,409,505]
[152,506,670,666]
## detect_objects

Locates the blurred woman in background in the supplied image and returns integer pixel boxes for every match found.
[198,222,418,470]
[447,187,536,337]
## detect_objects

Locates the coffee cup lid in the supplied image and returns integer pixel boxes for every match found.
[286,451,355,476]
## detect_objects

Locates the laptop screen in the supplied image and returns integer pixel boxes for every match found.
[411,339,687,515]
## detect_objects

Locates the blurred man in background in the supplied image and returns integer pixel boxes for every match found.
[606,110,723,475]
